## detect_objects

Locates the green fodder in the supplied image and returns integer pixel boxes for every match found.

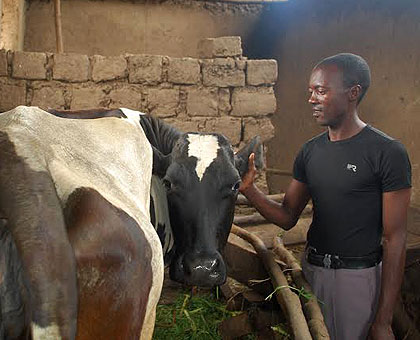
[153,292,246,340]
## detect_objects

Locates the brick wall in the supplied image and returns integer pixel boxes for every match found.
[0,36,277,149]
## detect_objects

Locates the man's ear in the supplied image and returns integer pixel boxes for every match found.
[349,84,361,102]
[234,136,264,177]
[152,146,172,178]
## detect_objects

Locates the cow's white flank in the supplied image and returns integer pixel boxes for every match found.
[1,106,163,340]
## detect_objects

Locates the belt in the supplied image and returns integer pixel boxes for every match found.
[306,246,382,269]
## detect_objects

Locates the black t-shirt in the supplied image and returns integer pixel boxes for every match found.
[293,125,411,257]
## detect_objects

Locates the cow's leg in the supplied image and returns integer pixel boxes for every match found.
[64,188,154,340]
[0,133,78,339]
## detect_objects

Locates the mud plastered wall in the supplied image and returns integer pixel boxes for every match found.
[24,0,264,57]
[0,36,276,186]
[243,0,420,209]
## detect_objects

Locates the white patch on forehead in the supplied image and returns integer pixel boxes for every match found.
[31,323,61,339]
[120,108,145,127]
[187,134,220,181]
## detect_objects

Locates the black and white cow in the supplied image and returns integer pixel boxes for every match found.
[0,106,263,339]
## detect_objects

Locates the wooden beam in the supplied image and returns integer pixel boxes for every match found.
[266,168,293,177]
[53,0,64,53]
[236,193,284,205]
[230,224,312,340]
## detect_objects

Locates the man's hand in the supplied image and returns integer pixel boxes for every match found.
[368,322,395,340]
[239,153,257,194]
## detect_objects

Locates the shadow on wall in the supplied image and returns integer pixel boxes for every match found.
[243,0,420,208]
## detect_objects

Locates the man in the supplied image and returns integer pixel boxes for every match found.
[239,53,411,340]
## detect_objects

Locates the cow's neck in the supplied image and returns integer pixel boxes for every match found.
[139,115,182,156]
[139,115,180,266]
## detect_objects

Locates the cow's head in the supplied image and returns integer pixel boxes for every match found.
[153,133,263,286]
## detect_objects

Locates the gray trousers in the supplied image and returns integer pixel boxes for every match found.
[301,255,382,340]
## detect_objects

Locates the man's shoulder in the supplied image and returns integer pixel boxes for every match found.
[302,130,328,149]
[360,126,411,174]
[363,125,407,151]
[364,125,395,143]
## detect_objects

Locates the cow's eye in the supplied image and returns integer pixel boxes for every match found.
[232,181,241,193]
[162,179,172,192]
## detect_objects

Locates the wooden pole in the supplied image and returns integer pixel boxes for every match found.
[266,168,293,177]
[272,237,330,340]
[233,205,313,226]
[236,193,284,205]
[230,224,312,340]
[53,0,64,53]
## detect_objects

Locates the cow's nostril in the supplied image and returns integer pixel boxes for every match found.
[197,258,218,272]
[177,252,226,286]
[187,257,219,273]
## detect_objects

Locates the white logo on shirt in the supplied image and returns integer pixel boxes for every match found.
[346,163,357,172]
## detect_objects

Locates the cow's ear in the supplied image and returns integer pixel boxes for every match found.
[234,136,264,177]
[152,146,172,178]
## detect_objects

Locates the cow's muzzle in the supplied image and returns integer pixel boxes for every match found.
[169,251,226,287]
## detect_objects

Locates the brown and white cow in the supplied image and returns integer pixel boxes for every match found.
[0,106,263,339]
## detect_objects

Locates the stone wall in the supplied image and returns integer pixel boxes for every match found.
[0,36,276,151]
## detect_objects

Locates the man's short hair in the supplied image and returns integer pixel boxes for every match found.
[314,53,371,104]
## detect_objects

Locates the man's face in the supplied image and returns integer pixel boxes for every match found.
[308,64,350,127]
